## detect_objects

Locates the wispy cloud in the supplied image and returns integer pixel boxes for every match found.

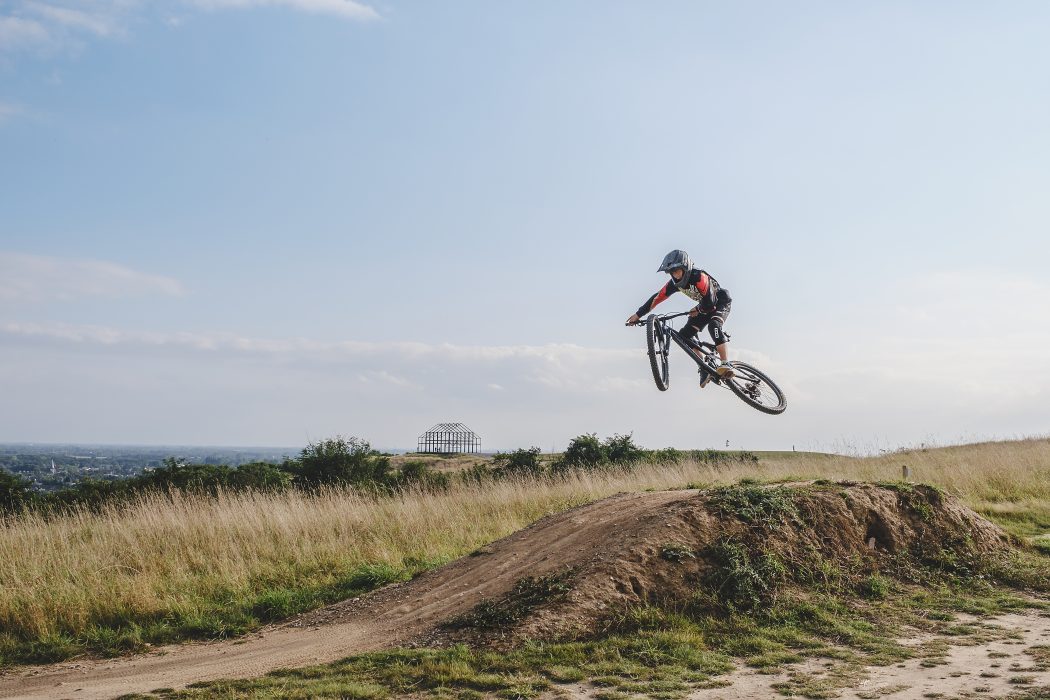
[1,0,378,55]
[23,1,123,37]
[0,321,632,365]
[0,318,1046,450]
[0,15,50,52]
[0,2,134,54]
[187,0,379,21]
[0,252,185,303]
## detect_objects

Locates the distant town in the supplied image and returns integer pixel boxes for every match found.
[0,443,303,492]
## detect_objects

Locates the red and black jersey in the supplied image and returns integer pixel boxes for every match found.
[635,269,727,317]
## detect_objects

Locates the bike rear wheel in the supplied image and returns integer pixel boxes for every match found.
[724,362,786,414]
[646,316,670,391]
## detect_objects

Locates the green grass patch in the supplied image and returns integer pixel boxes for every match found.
[707,483,800,530]
[446,569,575,629]
[0,560,425,666]
[155,567,1050,700]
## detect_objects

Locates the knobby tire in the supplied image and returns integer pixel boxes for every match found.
[646,316,670,391]
[724,361,787,414]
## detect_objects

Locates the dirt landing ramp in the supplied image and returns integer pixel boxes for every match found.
[0,484,1014,698]
[0,490,693,699]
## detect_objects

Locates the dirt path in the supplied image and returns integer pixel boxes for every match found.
[689,610,1050,700]
[0,621,380,700]
[0,490,694,700]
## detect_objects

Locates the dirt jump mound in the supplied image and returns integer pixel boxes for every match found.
[344,482,1016,649]
[0,481,1027,699]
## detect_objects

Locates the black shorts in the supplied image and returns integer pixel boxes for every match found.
[682,290,731,344]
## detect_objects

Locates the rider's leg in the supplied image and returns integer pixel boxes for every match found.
[708,297,733,376]
[679,316,703,346]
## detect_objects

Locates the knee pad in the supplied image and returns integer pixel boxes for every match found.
[709,319,727,345]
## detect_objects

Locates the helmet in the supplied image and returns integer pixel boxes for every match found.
[657,249,692,286]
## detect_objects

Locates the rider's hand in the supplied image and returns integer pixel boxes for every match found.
[689,307,700,318]
[626,313,640,326]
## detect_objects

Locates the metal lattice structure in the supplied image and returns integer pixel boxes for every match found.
[417,422,481,454]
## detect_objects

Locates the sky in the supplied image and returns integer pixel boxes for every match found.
[1,1,1049,453]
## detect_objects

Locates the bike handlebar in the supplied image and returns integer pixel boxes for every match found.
[627,311,692,326]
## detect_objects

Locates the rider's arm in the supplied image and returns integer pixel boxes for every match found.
[635,280,678,317]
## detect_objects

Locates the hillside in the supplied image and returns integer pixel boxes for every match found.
[1,479,1046,699]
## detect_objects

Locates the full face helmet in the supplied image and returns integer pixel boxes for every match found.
[657,249,692,288]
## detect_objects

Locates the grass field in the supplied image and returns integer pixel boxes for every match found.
[1,437,1048,666]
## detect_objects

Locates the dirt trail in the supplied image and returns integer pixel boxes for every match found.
[682,610,1050,700]
[0,621,379,700]
[0,490,693,699]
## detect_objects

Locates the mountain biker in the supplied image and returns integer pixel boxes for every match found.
[625,249,735,381]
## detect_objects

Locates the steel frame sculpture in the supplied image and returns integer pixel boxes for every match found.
[417,422,481,454]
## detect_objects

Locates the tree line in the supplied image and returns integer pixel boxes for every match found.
[0,434,757,515]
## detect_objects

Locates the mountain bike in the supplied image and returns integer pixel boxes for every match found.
[633,312,787,415]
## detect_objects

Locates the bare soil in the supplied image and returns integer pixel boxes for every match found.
[679,610,1050,700]
[0,483,1026,699]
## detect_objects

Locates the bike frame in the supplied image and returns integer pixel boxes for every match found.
[648,311,727,386]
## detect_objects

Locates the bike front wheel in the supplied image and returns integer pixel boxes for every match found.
[724,362,786,414]
[646,316,670,391]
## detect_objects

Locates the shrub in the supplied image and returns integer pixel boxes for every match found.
[555,433,645,472]
[228,461,293,491]
[708,484,799,531]
[293,436,391,487]
[647,447,683,463]
[560,433,606,470]
[604,433,644,464]
[706,539,788,611]
[492,448,543,477]
[0,469,36,513]
[394,461,451,493]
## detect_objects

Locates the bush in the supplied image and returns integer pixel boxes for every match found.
[459,463,495,487]
[706,539,788,611]
[555,433,645,472]
[0,469,36,513]
[293,436,391,487]
[560,433,606,469]
[647,447,683,463]
[604,433,644,464]
[228,461,293,491]
[140,458,235,492]
[393,461,451,493]
[492,448,543,477]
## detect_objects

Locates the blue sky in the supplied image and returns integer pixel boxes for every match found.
[2,1,1049,452]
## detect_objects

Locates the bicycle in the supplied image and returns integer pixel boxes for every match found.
[631,312,787,415]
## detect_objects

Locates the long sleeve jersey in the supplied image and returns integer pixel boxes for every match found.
[635,269,727,317]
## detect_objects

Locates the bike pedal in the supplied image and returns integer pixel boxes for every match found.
[699,372,712,389]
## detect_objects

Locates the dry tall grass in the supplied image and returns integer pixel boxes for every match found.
[1,438,1048,645]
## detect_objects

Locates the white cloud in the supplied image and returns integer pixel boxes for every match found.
[23,1,121,37]
[892,270,1050,331]
[0,321,631,365]
[357,370,421,390]
[0,2,137,55]
[0,0,377,55]
[0,15,49,51]
[0,318,1045,451]
[188,0,379,20]
[0,252,185,303]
